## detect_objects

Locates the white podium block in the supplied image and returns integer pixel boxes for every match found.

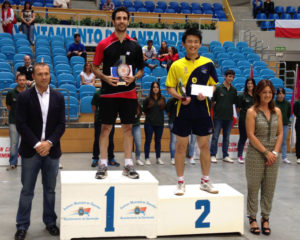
[60,171,159,240]
[157,184,244,236]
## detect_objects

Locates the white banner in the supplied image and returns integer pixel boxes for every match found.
[0,137,14,166]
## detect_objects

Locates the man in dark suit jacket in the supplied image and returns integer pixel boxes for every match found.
[14,63,65,240]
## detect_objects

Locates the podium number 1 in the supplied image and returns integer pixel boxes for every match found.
[195,200,210,228]
[105,187,115,232]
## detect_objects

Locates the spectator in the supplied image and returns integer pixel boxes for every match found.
[6,73,27,171]
[17,55,34,86]
[143,40,157,70]
[160,46,179,70]
[54,0,71,8]
[132,101,143,165]
[245,80,282,236]
[252,0,263,18]
[263,0,274,17]
[294,97,300,164]
[20,1,35,46]
[166,97,177,164]
[275,87,291,164]
[67,33,87,61]
[102,0,115,10]
[210,69,237,163]
[157,41,169,62]
[91,89,119,167]
[80,62,95,86]
[236,77,256,163]
[143,82,166,165]
[1,0,15,34]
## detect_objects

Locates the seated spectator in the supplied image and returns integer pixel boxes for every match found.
[157,41,169,62]
[67,33,87,61]
[102,0,115,10]
[20,1,35,46]
[143,40,157,69]
[263,0,274,17]
[160,46,179,70]
[252,0,263,18]
[54,0,71,8]
[80,62,95,86]
[16,55,33,87]
[1,0,15,34]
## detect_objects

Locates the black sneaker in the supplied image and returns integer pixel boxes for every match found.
[122,165,139,179]
[95,164,108,179]
[91,159,98,167]
[14,229,27,240]
[108,159,120,167]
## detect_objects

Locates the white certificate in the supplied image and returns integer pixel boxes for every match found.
[191,84,214,97]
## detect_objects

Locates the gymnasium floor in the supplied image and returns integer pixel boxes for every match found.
[0,152,299,240]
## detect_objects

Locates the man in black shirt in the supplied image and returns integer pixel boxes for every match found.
[16,55,33,87]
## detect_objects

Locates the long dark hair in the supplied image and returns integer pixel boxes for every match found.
[2,0,11,9]
[24,1,32,10]
[147,81,165,110]
[160,41,168,54]
[243,77,256,95]
[254,79,276,113]
[83,62,92,73]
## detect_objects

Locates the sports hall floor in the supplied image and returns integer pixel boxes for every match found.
[0,152,299,240]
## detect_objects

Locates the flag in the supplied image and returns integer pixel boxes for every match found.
[275,20,300,38]
[250,64,253,78]
[232,104,237,127]
[291,64,300,114]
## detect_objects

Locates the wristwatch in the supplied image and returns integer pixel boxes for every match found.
[272,151,278,157]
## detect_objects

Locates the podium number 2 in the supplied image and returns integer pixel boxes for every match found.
[195,200,210,228]
[105,187,115,232]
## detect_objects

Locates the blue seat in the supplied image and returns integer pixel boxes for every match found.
[51,40,65,49]
[16,39,30,48]
[33,2,44,7]
[145,1,155,12]
[0,62,11,72]
[0,72,14,89]
[209,40,222,51]
[202,3,212,11]
[203,10,214,15]
[70,56,85,66]
[270,77,283,85]
[75,74,81,88]
[192,9,202,14]
[227,47,239,55]
[256,13,267,20]
[142,75,156,83]
[123,0,133,8]
[17,46,33,58]
[213,3,223,11]
[54,55,69,65]
[253,60,267,69]
[298,6,300,13]
[286,6,296,14]
[50,73,57,86]
[223,41,235,50]
[180,2,190,10]
[241,47,254,56]
[36,47,51,57]
[181,9,191,14]
[0,38,14,47]
[281,13,291,19]
[0,53,7,61]
[268,13,279,20]
[52,48,67,57]
[275,6,284,14]
[157,1,167,11]
[215,10,226,19]
[191,3,201,10]
[79,85,96,99]
[13,33,27,41]
[261,21,272,31]
[260,69,275,77]
[49,35,64,42]
[36,40,50,49]
[55,64,72,76]
[36,55,52,64]
[137,7,148,12]
[169,1,180,12]
[9,83,18,88]
[134,0,144,9]
[151,67,167,78]
[13,53,26,65]
[1,46,16,61]
[198,46,209,53]
[247,53,261,63]
[57,73,75,86]
[201,52,214,61]
[72,64,84,74]
[165,8,175,13]
[80,96,93,113]
[127,7,136,12]
[236,41,248,51]
[58,84,77,98]
[154,7,163,13]
[64,96,79,121]
[0,32,12,40]
[243,69,259,78]
[294,13,300,19]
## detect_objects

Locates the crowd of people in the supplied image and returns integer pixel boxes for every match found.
[2,5,300,240]
[252,0,275,18]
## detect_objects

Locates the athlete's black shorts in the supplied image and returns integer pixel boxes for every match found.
[98,98,137,124]
[172,117,214,137]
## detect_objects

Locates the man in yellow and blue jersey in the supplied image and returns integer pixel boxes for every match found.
[165,28,219,196]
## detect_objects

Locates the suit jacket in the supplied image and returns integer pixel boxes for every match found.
[16,87,65,158]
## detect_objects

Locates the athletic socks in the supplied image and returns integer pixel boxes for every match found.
[100,159,108,166]
[201,175,210,183]
[125,158,133,166]
[178,176,184,183]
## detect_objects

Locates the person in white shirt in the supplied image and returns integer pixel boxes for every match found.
[80,62,95,86]
[54,0,71,9]
[142,40,157,70]
[1,0,14,34]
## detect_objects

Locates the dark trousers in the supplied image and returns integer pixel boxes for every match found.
[144,123,164,159]
[16,154,59,230]
[296,120,300,158]
[93,122,115,161]
[237,120,247,157]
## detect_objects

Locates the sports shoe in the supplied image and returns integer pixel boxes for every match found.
[174,182,185,196]
[91,159,98,167]
[238,156,244,164]
[123,165,139,179]
[283,158,291,164]
[59,163,63,169]
[145,158,151,165]
[190,157,196,165]
[171,158,175,165]
[95,164,108,179]
[6,165,17,171]
[211,156,217,163]
[108,159,120,167]
[297,159,300,164]
[200,181,219,194]
[136,159,144,166]
[223,156,234,163]
[157,158,164,165]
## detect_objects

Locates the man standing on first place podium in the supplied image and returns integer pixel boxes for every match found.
[166,28,219,196]
[92,6,144,180]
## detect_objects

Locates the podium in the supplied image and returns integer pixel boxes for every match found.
[60,171,244,240]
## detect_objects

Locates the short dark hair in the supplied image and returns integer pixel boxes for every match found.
[32,63,50,74]
[276,87,285,95]
[112,6,130,21]
[147,40,153,45]
[224,69,235,76]
[16,73,26,81]
[182,28,202,44]
[74,33,80,39]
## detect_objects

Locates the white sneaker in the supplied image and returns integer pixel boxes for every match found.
[59,163,63,169]
[190,157,196,165]
[171,158,175,165]
[223,156,234,163]
[283,158,291,164]
[238,157,244,164]
[136,159,144,166]
[297,159,300,164]
[145,159,151,165]
[174,182,185,196]
[157,158,164,165]
[211,156,217,163]
[200,181,219,194]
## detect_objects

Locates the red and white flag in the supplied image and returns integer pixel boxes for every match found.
[275,20,300,38]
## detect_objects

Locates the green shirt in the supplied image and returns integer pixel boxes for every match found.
[91,90,101,123]
[275,99,291,125]
[237,93,254,123]
[293,99,300,118]
[212,83,237,121]
[166,98,177,124]
[6,87,20,124]
[143,97,165,126]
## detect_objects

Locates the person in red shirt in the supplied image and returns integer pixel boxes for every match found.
[160,46,179,70]
[1,0,14,34]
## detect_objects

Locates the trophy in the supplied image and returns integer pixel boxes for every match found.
[110,55,132,86]
[178,78,187,101]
